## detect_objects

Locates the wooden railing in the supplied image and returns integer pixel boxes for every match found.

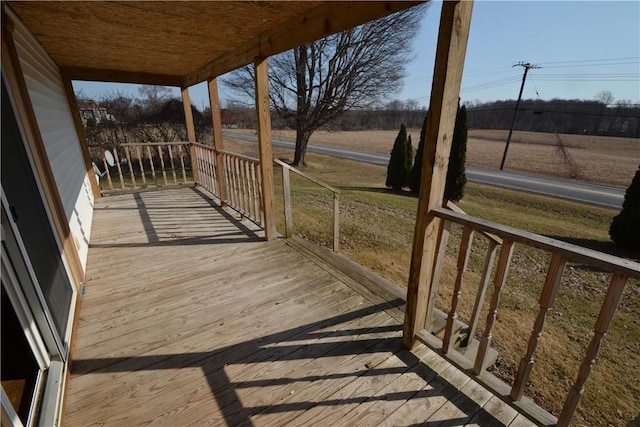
[89,142,192,193]
[193,143,220,200]
[193,143,263,226]
[220,150,262,225]
[417,206,640,426]
[274,159,340,252]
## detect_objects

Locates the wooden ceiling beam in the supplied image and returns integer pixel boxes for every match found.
[184,1,424,87]
[61,67,183,87]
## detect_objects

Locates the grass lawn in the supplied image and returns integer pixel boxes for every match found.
[260,149,638,427]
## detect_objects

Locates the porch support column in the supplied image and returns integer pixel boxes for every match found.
[208,78,227,203]
[181,87,199,183]
[403,0,473,349]
[254,57,277,240]
[61,77,101,199]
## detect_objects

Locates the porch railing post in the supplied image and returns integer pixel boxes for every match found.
[254,57,277,240]
[208,78,227,204]
[403,0,474,349]
[181,87,199,184]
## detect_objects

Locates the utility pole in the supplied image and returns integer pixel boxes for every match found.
[500,62,541,170]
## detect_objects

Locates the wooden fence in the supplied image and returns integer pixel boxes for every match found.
[418,206,640,426]
[193,143,263,226]
[89,142,192,192]
[274,158,340,252]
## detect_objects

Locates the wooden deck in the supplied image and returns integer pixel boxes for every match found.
[64,188,536,426]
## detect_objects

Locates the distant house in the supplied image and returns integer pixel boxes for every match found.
[78,101,113,125]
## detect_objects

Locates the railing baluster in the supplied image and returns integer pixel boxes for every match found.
[425,219,452,332]
[179,144,187,183]
[237,158,246,216]
[234,158,241,213]
[234,157,241,213]
[213,149,219,197]
[168,145,177,184]
[112,147,125,189]
[474,239,515,374]
[102,157,113,190]
[201,146,208,192]
[465,238,500,347]
[252,163,260,221]
[146,145,157,185]
[201,147,208,190]
[245,160,253,220]
[157,145,168,186]
[209,148,224,198]
[244,160,253,219]
[225,155,234,207]
[208,148,215,195]
[558,273,629,426]
[136,146,146,185]
[239,158,246,216]
[333,192,340,252]
[511,253,566,401]
[124,146,136,188]
[282,165,293,238]
[256,167,263,225]
[242,159,249,217]
[194,146,201,187]
[442,226,475,353]
[252,163,258,221]
[223,154,231,205]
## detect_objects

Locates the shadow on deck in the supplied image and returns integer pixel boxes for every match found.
[65,188,534,426]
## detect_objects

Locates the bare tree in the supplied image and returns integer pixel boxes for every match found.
[224,5,427,166]
[595,90,614,107]
[138,85,173,114]
[92,91,135,145]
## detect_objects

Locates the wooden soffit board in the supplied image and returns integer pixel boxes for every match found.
[7,1,423,87]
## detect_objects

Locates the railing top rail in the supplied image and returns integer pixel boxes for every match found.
[193,143,261,164]
[192,142,214,150]
[432,206,640,279]
[445,200,502,245]
[274,158,339,194]
[218,148,260,164]
[88,141,191,148]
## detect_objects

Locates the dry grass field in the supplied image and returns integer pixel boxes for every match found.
[245,128,639,188]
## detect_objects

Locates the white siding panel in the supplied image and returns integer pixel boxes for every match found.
[13,20,94,272]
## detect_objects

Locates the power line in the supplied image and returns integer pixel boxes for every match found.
[461,76,522,93]
[542,60,639,69]
[537,56,639,65]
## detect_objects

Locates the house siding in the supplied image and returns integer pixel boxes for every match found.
[12,19,94,272]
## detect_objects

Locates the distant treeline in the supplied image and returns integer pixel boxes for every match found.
[83,92,640,144]
[223,98,640,137]
[465,99,640,138]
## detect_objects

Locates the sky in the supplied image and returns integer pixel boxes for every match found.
[73,1,640,110]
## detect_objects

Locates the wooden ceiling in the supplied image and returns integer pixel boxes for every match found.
[6,1,423,87]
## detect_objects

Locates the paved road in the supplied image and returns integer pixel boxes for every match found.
[223,130,625,210]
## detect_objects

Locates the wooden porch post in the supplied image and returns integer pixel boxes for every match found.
[402,0,473,349]
[208,78,227,203]
[181,87,199,183]
[61,77,101,199]
[254,57,277,240]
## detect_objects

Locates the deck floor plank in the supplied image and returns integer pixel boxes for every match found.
[64,188,535,427]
